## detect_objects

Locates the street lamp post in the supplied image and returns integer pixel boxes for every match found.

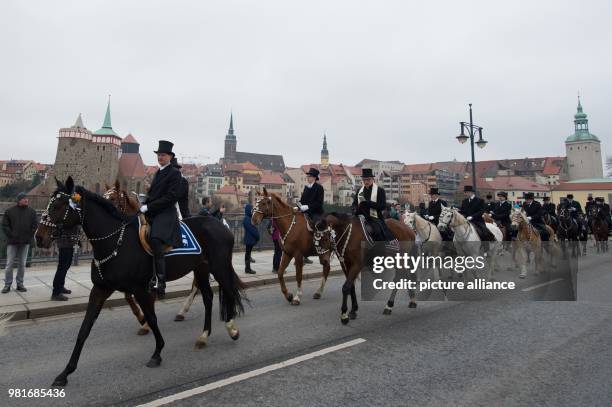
[457,103,487,192]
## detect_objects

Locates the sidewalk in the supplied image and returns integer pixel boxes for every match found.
[0,250,342,321]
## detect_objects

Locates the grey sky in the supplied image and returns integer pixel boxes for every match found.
[1,0,611,167]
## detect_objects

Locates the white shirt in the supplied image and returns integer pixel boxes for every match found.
[305,182,314,189]
[158,163,171,171]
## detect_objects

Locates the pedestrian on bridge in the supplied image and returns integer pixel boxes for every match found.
[2,192,37,294]
[51,224,80,301]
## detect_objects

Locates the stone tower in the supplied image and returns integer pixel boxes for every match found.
[91,100,121,192]
[321,134,329,167]
[565,98,603,180]
[224,113,237,163]
[53,113,94,188]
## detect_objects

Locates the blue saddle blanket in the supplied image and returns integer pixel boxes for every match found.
[166,222,202,257]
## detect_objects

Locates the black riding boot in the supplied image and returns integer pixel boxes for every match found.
[153,256,167,299]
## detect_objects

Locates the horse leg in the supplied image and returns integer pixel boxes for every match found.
[52,285,113,387]
[133,289,165,368]
[277,251,294,302]
[124,293,150,335]
[175,282,199,322]
[193,268,212,349]
[383,287,397,315]
[313,255,330,299]
[291,255,304,305]
[341,265,359,325]
[349,284,358,319]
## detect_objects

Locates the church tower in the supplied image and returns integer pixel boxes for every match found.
[321,134,329,168]
[565,98,603,180]
[224,113,237,164]
[91,99,121,192]
[53,113,93,188]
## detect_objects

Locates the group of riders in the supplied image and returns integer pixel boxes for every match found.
[139,139,611,298]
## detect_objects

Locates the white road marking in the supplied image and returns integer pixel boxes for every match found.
[136,338,367,407]
[522,278,564,292]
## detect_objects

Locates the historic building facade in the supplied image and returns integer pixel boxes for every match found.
[565,98,604,180]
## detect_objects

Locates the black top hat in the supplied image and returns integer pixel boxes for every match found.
[524,192,535,200]
[496,191,507,198]
[170,157,182,169]
[542,196,550,201]
[566,194,574,199]
[486,194,493,199]
[154,140,175,156]
[305,168,320,180]
[361,168,375,178]
[463,185,474,192]
[595,197,604,202]
[429,187,439,195]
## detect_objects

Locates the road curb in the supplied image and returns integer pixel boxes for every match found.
[3,268,343,322]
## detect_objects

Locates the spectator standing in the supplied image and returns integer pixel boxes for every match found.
[243,203,259,274]
[2,192,37,293]
[51,225,80,301]
[269,220,282,273]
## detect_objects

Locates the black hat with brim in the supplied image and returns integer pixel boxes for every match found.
[524,192,535,199]
[543,196,550,201]
[464,185,473,192]
[497,191,507,198]
[305,168,320,180]
[566,194,574,199]
[429,187,439,195]
[361,168,374,178]
[154,140,175,156]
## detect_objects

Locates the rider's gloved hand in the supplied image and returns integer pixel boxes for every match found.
[300,205,309,212]
[140,204,148,214]
[428,216,434,220]
[527,216,532,221]
[467,216,473,221]
[293,206,300,213]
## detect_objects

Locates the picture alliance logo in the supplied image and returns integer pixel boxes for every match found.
[372,253,487,274]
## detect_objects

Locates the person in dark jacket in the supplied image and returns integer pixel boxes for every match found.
[459,185,495,241]
[522,192,548,241]
[484,194,495,213]
[171,157,190,219]
[351,168,394,241]
[2,192,37,293]
[297,168,325,223]
[561,194,583,218]
[243,203,260,274]
[139,140,183,298]
[426,188,446,225]
[542,197,557,217]
[491,191,512,239]
[51,225,80,301]
[585,194,595,219]
[198,196,224,221]
[594,197,611,228]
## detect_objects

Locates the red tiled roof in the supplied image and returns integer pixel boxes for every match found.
[402,163,432,174]
[259,171,285,185]
[216,185,247,196]
[122,134,139,144]
[542,156,565,175]
[118,153,146,178]
[145,165,158,175]
[460,176,550,192]
[553,181,612,191]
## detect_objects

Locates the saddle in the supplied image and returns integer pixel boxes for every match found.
[138,214,173,256]
[358,215,400,251]
[469,220,496,242]
[303,213,315,233]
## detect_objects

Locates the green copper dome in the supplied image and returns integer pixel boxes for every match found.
[94,99,119,137]
[566,98,599,142]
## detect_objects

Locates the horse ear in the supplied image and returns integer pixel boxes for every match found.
[65,177,74,193]
[263,187,268,197]
[114,179,120,190]
[55,177,63,190]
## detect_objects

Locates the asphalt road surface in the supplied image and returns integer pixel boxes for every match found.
[1,250,611,407]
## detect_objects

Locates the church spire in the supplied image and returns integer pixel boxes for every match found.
[72,113,85,129]
[94,96,118,136]
[321,133,329,167]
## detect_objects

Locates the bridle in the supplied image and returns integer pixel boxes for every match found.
[313,220,352,266]
[439,208,472,240]
[252,195,299,245]
[411,214,433,244]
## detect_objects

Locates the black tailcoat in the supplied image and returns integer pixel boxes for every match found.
[427,199,447,225]
[145,165,182,247]
[299,183,324,216]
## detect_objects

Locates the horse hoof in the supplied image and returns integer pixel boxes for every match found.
[231,331,240,341]
[286,293,294,303]
[137,328,150,336]
[349,311,357,320]
[174,314,185,321]
[313,292,321,299]
[291,298,301,306]
[383,307,392,315]
[408,302,417,309]
[519,274,526,279]
[194,340,207,349]
[146,357,162,368]
[52,377,67,387]
[340,316,350,325]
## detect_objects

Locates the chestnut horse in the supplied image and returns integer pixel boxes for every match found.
[315,212,416,324]
[251,188,331,305]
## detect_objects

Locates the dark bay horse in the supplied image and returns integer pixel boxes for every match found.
[35,177,244,386]
[556,207,581,258]
[315,212,416,324]
[250,188,332,305]
[589,206,609,253]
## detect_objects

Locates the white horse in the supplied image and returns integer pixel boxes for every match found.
[437,205,503,280]
[511,208,559,278]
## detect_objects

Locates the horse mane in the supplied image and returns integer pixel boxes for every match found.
[124,193,140,213]
[75,186,130,222]
[270,193,291,209]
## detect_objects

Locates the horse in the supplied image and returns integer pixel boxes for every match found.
[577,213,589,256]
[588,206,609,253]
[315,212,416,324]
[510,209,557,278]
[102,183,205,331]
[35,177,244,386]
[401,211,447,302]
[250,188,332,305]
[543,212,558,235]
[556,207,581,258]
[437,206,503,281]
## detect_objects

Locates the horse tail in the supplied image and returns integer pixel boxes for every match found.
[214,255,247,322]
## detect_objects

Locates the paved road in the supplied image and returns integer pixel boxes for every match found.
[1,250,611,407]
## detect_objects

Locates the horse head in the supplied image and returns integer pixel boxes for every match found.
[36,177,81,249]
[103,181,139,215]
[403,211,416,230]
[251,188,272,225]
[438,205,462,230]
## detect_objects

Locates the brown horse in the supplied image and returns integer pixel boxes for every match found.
[510,209,557,278]
[251,188,331,305]
[316,212,416,324]
[589,206,609,253]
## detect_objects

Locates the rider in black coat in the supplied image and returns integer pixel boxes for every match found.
[491,191,512,231]
[140,141,183,298]
[484,194,495,213]
[561,194,583,218]
[171,157,190,219]
[351,168,394,241]
[522,193,549,241]
[297,168,325,223]
[426,187,446,225]
[459,185,495,241]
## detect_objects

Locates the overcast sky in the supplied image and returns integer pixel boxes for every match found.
[1,0,611,167]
